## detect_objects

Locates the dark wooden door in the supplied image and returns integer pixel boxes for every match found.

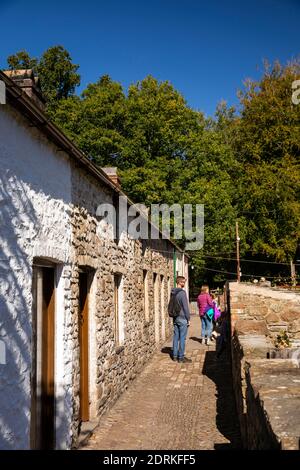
[31,265,55,449]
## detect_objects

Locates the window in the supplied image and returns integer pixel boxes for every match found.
[143,270,149,322]
[114,274,124,346]
[153,273,160,343]
[160,275,166,341]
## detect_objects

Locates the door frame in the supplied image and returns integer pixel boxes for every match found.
[78,267,95,425]
[30,261,56,449]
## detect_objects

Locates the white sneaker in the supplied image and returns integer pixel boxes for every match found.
[206,338,210,345]
[211,332,218,341]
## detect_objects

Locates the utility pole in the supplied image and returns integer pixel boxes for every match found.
[236,221,241,282]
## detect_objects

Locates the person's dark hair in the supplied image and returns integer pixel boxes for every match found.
[176,276,186,284]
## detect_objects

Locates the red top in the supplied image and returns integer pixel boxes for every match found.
[197,293,214,316]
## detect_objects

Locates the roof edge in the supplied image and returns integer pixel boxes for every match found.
[0,70,185,254]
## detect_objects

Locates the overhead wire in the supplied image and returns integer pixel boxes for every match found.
[203,267,300,280]
[200,254,300,267]
[149,248,300,267]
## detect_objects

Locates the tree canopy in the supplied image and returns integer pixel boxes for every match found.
[6,47,300,287]
[7,46,80,111]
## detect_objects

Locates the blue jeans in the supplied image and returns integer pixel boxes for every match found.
[201,315,213,339]
[172,317,188,360]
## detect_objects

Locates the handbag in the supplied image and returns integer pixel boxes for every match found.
[204,304,214,320]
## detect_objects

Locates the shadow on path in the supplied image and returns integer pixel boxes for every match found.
[202,346,242,450]
[190,336,203,344]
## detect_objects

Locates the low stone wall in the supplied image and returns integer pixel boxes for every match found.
[229,282,300,340]
[228,282,300,450]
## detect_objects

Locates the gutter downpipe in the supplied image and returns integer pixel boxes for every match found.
[173,248,177,287]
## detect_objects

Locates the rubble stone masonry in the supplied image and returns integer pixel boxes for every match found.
[228,282,300,449]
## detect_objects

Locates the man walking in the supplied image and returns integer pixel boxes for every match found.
[169,276,192,363]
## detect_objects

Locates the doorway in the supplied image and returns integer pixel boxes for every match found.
[153,273,160,343]
[31,264,55,449]
[79,270,92,423]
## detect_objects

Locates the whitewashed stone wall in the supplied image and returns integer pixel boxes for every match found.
[0,104,178,449]
[0,106,73,449]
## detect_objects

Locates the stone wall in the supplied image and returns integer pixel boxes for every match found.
[69,164,176,446]
[229,282,300,340]
[228,282,300,450]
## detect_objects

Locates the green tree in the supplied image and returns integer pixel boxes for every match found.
[7,50,38,70]
[6,46,80,111]
[51,74,126,165]
[232,60,300,263]
[14,51,297,285]
[52,74,240,285]
[122,75,204,168]
[235,59,300,164]
[37,45,80,108]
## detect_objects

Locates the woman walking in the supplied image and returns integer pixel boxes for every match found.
[197,285,214,345]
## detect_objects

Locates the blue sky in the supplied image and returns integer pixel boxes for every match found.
[0,0,299,116]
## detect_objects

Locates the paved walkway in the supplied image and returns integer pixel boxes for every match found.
[80,315,241,450]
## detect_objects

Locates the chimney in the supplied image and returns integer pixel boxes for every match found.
[101,167,121,188]
[3,69,46,110]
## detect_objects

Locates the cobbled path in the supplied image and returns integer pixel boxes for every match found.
[80,314,241,450]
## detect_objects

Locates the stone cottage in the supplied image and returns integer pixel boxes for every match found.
[0,70,189,449]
